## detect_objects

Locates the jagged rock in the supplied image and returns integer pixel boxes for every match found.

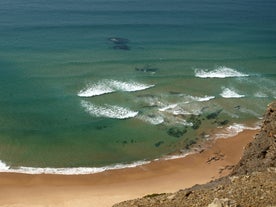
[207,198,237,207]
[232,101,276,175]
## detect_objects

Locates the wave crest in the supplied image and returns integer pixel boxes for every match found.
[220,88,245,98]
[81,100,138,119]
[78,80,154,97]
[195,66,249,78]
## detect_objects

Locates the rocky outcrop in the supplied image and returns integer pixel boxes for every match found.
[114,101,276,207]
[231,101,276,175]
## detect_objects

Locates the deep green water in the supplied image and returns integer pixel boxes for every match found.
[0,0,275,173]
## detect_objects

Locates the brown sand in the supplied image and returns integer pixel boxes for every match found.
[0,130,257,207]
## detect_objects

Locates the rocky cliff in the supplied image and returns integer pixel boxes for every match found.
[114,101,276,207]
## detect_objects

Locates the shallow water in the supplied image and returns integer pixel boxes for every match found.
[0,0,275,173]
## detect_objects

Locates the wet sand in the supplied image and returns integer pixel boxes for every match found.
[0,130,257,207]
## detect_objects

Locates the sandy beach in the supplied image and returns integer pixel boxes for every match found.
[0,130,257,207]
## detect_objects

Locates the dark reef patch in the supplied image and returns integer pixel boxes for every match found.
[206,109,223,120]
[155,141,164,147]
[187,115,201,130]
[167,127,187,138]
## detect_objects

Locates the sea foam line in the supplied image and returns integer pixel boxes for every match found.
[81,100,138,119]
[195,66,249,78]
[215,123,260,139]
[78,80,154,97]
[0,160,150,175]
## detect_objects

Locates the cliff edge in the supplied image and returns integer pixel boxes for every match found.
[114,101,276,207]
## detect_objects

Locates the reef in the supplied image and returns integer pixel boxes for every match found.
[108,37,130,50]
[135,64,158,73]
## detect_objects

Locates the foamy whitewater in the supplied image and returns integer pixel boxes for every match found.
[81,100,138,119]
[220,88,245,98]
[195,66,249,78]
[78,80,154,97]
[215,123,260,139]
[0,160,150,175]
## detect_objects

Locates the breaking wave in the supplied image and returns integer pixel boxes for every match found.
[220,88,245,98]
[195,66,249,78]
[81,100,138,119]
[78,80,154,97]
[0,160,150,175]
[188,95,215,102]
[215,123,260,139]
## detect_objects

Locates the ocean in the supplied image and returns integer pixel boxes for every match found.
[0,0,275,174]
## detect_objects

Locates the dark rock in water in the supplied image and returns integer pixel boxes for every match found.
[216,120,229,126]
[135,65,158,73]
[113,45,130,50]
[234,105,241,110]
[185,138,197,149]
[167,127,187,138]
[108,37,129,44]
[206,109,223,120]
[169,91,182,95]
[95,125,108,130]
[187,115,201,130]
[155,141,164,147]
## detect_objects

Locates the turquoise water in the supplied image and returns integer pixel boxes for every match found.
[0,0,275,173]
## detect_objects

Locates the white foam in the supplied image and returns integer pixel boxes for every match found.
[81,100,138,119]
[0,160,150,175]
[188,95,215,102]
[78,81,115,97]
[220,88,245,98]
[138,115,164,125]
[158,104,178,112]
[109,80,154,92]
[254,92,268,98]
[78,80,154,97]
[0,160,9,171]
[215,123,260,139]
[195,66,249,78]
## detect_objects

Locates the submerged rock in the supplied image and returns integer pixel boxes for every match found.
[215,120,229,126]
[155,141,164,147]
[187,115,201,130]
[206,109,223,120]
[108,37,129,44]
[167,127,187,138]
[113,44,130,50]
[135,65,158,73]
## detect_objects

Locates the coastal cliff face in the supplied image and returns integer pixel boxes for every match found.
[114,101,276,207]
[232,101,276,175]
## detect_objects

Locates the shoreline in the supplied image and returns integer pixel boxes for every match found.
[0,129,257,207]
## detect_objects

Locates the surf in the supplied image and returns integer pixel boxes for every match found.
[78,80,154,97]
[81,100,138,119]
[195,66,249,78]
